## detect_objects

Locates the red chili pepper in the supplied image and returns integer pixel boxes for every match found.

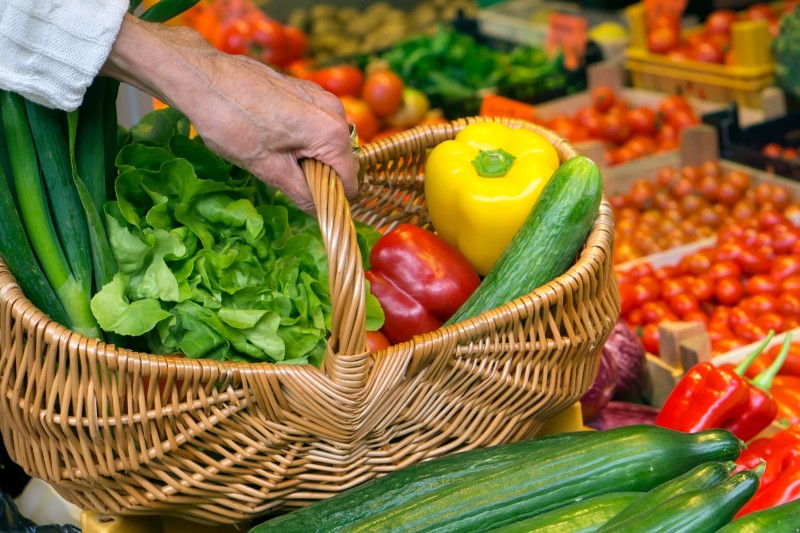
[365,224,481,344]
[722,333,794,442]
[736,426,800,488]
[736,459,800,517]
[655,332,776,434]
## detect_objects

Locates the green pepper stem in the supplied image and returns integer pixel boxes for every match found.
[471,148,516,178]
[751,332,793,392]
[734,329,776,376]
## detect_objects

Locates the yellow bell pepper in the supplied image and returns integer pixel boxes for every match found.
[424,122,560,275]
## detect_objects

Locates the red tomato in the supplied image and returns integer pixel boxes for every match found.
[635,276,663,306]
[709,260,743,281]
[627,308,645,327]
[758,311,786,332]
[366,330,391,351]
[250,18,288,67]
[683,310,709,324]
[735,321,769,343]
[339,96,379,141]
[628,262,656,279]
[624,135,658,158]
[619,282,638,316]
[716,277,745,305]
[710,306,734,329]
[602,112,632,145]
[737,249,773,276]
[283,26,308,62]
[668,108,700,130]
[648,24,680,54]
[744,4,778,22]
[668,293,701,317]
[706,10,738,36]
[713,337,747,354]
[691,39,725,64]
[762,142,785,159]
[779,293,800,316]
[772,256,800,281]
[362,70,404,118]
[782,275,800,296]
[642,301,674,323]
[626,107,657,136]
[662,277,691,300]
[314,65,364,98]
[658,95,692,118]
[728,306,756,330]
[693,275,716,302]
[641,323,661,354]
[679,252,712,276]
[745,274,781,296]
[219,19,252,56]
[286,58,316,81]
[575,107,605,139]
[591,86,616,113]
[741,294,779,315]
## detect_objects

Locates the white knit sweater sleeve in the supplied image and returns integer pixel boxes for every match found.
[0,0,129,111]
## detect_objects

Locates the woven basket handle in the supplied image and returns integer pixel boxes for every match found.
[301,158,368,389]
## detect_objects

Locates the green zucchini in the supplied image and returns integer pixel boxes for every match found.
[599,468,762,533]
[717,498,800,533]
[446,155,602,325]
[251,431,590,533]
[600,461,735,528]
[487,492,643,533]
[339,426,743,533]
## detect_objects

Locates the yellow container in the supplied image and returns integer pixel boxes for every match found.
[624,3,775,108]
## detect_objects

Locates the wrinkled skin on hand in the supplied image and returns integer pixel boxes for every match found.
[102,15,359,213]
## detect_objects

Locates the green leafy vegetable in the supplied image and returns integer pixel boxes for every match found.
[92,109,383,365]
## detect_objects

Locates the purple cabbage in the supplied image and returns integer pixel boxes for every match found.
[585,401,659,431]
[606,321,647,401]
[580,345,618,422]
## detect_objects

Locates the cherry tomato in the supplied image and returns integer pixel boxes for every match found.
[741,294,779,315]
[662,277,691,300]
[641,301,674,323]
[716,277,745,305]
[250,18,288,67]
[641,323,661,354]
[627,308,645,327]
[745,274,781,296]
[728,306,755,330]
[709,306,734,329]
[313,65,364,98]
[283,25,309,62]
[778,293,800,316]
[693,275,716,302]
[627,263,656,279]
[736,321,769,344]
[706,10,738,36]
[648,23,680,54]
[619,282,638,316]
[366,330,391,351]
[679,252,712,275]
[737,249,773,276]
[668,293,701,317]
[758,311,786,333]
[772,256,800,281]
[709,260,743,281]
[339,95,379,141]
[592,86,616,113]
[362,70,404,118]
[782,275,800,296]
[219,19,252,56]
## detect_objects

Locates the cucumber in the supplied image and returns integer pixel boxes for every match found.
[250,431,589,533]
[600,461,735,528]
[342,426,743,533]
[487,492,643,533]
[599,468,762,533]
[717,498,800,533]
[446,155,602,325]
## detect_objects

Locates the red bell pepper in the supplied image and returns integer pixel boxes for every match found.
[655,331,790,439]
[745,341,800,379]
[365,224,481,344]
[722,333,794,442]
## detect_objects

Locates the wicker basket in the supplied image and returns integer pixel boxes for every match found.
[0,117,618,524]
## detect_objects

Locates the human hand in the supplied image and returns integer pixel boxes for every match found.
[102,15,359,213]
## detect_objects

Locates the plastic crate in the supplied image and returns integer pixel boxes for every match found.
[704,103,800,182]
[624,3,775,108]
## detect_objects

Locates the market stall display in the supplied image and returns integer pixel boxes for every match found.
[6,0,800,530]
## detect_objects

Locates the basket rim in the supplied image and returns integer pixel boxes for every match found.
[0,118,615,382]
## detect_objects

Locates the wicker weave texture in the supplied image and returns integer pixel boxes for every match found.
[0,117,619,524]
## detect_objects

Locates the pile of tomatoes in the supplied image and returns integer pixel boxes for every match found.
[181,0,309,68]
[618,209,800,355]
[646,3,795,65]
[762,142,800,162]
[612,161,800,263]
[288,63,439,143]
[539,89,698,166]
